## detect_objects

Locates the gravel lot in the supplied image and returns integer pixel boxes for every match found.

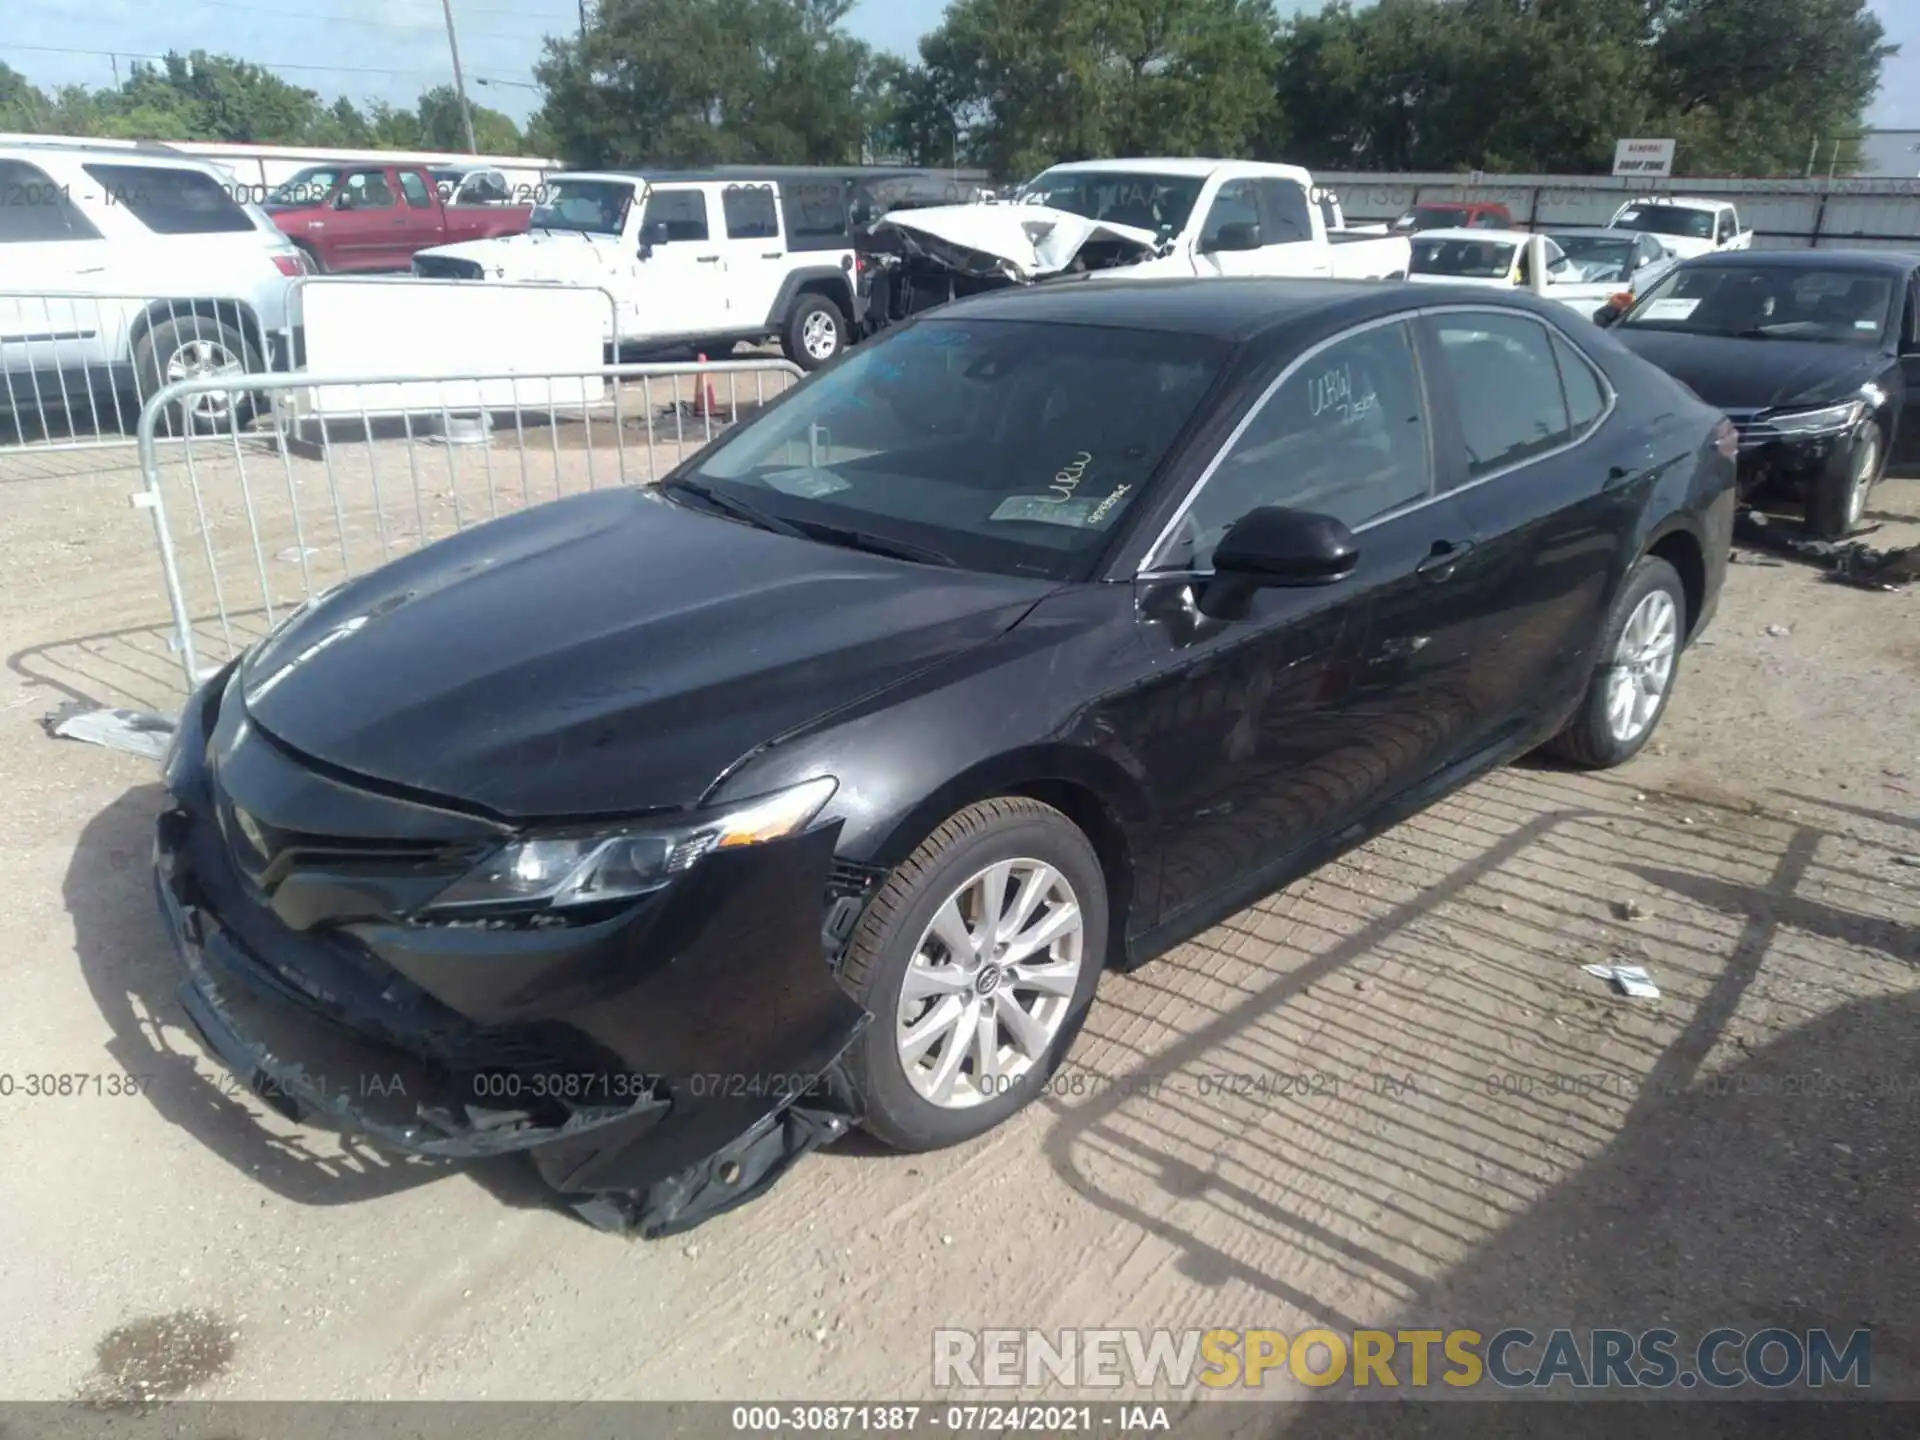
[1,416,1915,1415]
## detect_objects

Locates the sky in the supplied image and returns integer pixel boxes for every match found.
[4,0,1917,137]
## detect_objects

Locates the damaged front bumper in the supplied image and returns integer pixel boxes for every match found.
[151,671,871,1237]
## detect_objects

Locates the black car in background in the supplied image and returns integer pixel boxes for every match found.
[153,279,1736,1236]
[1601,249,1920,538]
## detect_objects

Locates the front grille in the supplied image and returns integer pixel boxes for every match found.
[413,255,485,280]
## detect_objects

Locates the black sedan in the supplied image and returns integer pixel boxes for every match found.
[154,278,1736,1235]
[1600,248,1920,538]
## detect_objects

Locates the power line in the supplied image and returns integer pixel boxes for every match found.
[183,0,572,43]
[0,40,470,79]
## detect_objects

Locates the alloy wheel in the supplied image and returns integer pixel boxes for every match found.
[165,338,246,424]
[895,858,1085,1109]
[801,310,839,362]
[1605,589,1678,744]
[1845,426,1882,532]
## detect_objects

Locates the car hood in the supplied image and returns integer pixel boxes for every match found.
[1610,329,1886,410]
[416,230,620,279]
[238,489,1053,819]
[873,203,1163,282]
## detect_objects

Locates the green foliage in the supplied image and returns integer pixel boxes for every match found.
[0,53,526,155]
[531,0,881,167]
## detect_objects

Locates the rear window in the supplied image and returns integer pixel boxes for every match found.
[782,181,852,249]
[84,164,257,235]
[0,160,102,242]
[687,319,1230,581]
[1410,237,1516,279]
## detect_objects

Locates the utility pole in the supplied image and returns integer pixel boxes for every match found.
[579,0,589,43]
[440,0,480,154]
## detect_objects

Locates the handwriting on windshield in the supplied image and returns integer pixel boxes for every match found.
[1307,364,1378,425]
[1048,451,1094,502]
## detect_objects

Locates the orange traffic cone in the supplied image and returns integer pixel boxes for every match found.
[691,352,720,417]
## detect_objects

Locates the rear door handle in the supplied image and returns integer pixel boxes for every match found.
[696,255,721,264]
[761,252,782,260]
[1416,539,1473,582]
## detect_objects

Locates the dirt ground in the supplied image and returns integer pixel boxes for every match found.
[0,417,1915,1418]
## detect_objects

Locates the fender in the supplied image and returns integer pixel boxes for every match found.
[767,264,860,329]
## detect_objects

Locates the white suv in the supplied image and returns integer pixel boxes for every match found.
[1,142,307,435]
[413,167,965,369]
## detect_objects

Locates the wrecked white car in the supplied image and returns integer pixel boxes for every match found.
[857,158,1412,331]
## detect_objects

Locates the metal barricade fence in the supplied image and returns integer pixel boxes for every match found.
[133,357,806,696]
[1,290,297,454]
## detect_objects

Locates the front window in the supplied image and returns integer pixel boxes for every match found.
[1611,204,1716,240]
[268,166,343,206]
[677,319,1230,581]
[529,179,634,236]
[1410,237,1516,279]
[1622,265,1895,345]
[1551,234,1640,284]
[1015,169,1203,236]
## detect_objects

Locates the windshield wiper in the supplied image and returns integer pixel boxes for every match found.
[785,519,957,568]
[660,478,809,539]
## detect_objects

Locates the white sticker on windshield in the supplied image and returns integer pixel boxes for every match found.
[991,494,1105,527]
[1855,319,1879,330]
[761,467,851,499]
[1640,297,1700,321]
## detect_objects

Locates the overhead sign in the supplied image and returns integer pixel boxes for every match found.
[1612,138,1676,178]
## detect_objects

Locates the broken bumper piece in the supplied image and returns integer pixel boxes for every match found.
[152,691,869,1237]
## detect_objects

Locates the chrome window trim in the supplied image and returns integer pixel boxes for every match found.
[1137,301,1619,578]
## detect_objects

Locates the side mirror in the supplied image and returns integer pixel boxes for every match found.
[1199,507,1359,618]
[1594,303,1625,328]
[638,220,669,256]
[1204,221,1263,254]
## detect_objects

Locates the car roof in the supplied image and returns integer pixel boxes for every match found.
[1035,157,1314,184]
[1411,227,1529,243]
[1680,248,1920,276]
[925,276,1567,342]
[604,165,940,183]
[1619,195,1727,210]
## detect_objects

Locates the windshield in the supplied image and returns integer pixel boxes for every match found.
[1410,237,1516,279]
[1397,205,1470,232]
[1551,234,1640,283]
[680,319,1229,581]
[1014,169,1203,234]
[529,178,633,236]
[1623,265,1895,345]
[267,166,342,205]
[1612,204,1715,240]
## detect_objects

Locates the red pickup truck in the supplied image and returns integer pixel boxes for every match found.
[262,162,533,273]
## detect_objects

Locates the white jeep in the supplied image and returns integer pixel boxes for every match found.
[413,168,966,370]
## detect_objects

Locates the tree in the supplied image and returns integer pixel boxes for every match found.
[532,0,881,167]
[416,85,524,154]
[896,0,1281,180]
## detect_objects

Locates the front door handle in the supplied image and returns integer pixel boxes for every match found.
[761,251,782,260]
[1416,539,1473,582]
[696,255,721,264]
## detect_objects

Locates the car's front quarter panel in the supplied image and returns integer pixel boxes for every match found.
[709,582,1163,935]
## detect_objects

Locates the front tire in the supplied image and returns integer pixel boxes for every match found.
[1808,420,1885,540]
[841,798,1108,1151]
[134,315,262,436]
[1545,555,1687,770]
[782,292,847,371]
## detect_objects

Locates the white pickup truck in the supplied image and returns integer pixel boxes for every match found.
[1606,196,1753,262]
[857,158,1412,330]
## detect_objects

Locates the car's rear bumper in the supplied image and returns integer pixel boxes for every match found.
[152,673,870,1236]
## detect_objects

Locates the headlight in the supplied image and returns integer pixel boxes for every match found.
[1763,400,1865,437]
[424,776,837,913]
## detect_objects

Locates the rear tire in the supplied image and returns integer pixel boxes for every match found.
[841,798,1107,1151]
[1807,420,1885,541]
[1545,555,1687,770]
[782,292,847,371]
[133,315,262,436]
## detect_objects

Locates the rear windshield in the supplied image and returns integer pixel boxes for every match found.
[1410,237,1516,278]
[84,164,258,235]
[1016,169,1203,235]
[1622,265,1895,346]
[1552,234,1640,282]
[1612,204,1715,240]
[683,319,1230,581]
[1400,205,1470,230]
